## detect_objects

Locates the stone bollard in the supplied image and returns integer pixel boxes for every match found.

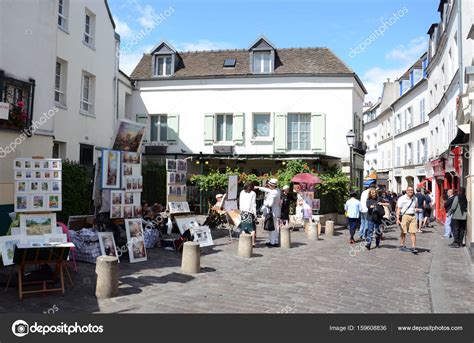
[238,233,253,258]
[181,242,200,274]
[280,226,291,248]
[308,221,319,240]
[95,256,119,299]
[325,220,335,236]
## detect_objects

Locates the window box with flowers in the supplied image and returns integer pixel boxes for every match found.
[0,71,34,131]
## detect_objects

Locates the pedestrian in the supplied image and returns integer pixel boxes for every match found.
[422,190,433,228]
[366,188,386,250]
[279,185,292,227]
[255,178,281,247]
[239,182,257,247]
[359,186,371,241]
[396,186,419,254]
[344,191,360,244]
[443,189,455,238]
[448,187,468,248]
[415,188,425,233]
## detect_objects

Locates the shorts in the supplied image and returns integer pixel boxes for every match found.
[416,211,424,222]
[424,208,432,218]
[400,214,417,234]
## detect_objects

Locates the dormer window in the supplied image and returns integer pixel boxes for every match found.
[150,41,177,77]
[253,51,272,73]
[249,36,276,74]
[154,55,172,76]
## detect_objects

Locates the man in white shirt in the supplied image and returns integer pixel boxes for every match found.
[358,187,371,240]
[344,191,360,244]
[255,178,281,247]
[396,186,418,254]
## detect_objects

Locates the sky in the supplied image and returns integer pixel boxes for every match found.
[108,0,441,103]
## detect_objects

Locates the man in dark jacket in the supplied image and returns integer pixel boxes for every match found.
[443,189,455,238]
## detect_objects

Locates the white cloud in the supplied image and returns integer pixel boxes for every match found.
[137,4,158,28]
[385,36,428,63]
[119,44,154,75]
[115,17,134,39]
[361,66,408,103]
[173,39,234,52]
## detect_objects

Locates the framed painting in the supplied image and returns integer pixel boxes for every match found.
[111,119,146,152]
[98,232,120,262]
[174,215,199,234]
[20,213,56,236]
[125,219,147,263]
[101,149,121,189]
[166,159,176,171]
[191,225,214,247]
[47,194,62,211]
[0,236,21,266]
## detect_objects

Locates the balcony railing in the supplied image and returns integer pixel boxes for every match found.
[0,70,35,131]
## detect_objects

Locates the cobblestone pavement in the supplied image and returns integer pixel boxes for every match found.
[0,221,472,313]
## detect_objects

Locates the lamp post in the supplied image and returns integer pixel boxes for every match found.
[346,129,356,189]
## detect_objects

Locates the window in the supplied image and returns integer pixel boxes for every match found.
[419,98,425,123]
[79,144,94,165]
[287,113,311,151]
[216,114,233,142]
[154,55,172,76]
[396,113,401,133]
[253,51,271,73]
[422,138,428,162]
[150,115,168,142]
[223,58,236,68]
[53,141,66,159]
[57,0,69,30]
[54,59,67,105]
[80,71,95,115]
[252,113,270,138]
[396,146,401,167]
[84,10,95,48]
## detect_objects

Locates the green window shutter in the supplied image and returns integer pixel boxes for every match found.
[311,112,326,154]
[274,112,287,153]
[167,113,179,144]
[204,113,215,145]
[233,112,244,144]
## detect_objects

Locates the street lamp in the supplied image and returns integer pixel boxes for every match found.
[346,129,356,189]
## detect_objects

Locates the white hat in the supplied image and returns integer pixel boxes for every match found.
[282,185,290,190]
[268,178,278,187]
[215,194,223,199]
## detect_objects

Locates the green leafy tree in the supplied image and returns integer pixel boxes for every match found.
[316,165,349,214]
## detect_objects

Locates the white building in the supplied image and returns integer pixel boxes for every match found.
[0,0,121,227]
[363,100,381,176]
[392,55,430,192]
[130,38,367,187]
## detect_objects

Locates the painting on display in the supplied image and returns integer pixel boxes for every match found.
[174,215,199,235]
[0,236,21,266]
[191,226,214,247]
[101,150,121,189]
[19,214,57,236]
[166,159,176,171]
[111,119,146,152]
[125,219,147,263]
[168,201,191,214]
[227,175,238,200]
[98,232,120,261]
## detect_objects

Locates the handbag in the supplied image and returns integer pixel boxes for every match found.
[263,207,275,231]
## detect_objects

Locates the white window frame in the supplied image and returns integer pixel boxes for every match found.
[287,113,311,152]
[54,59,67,106]
[57,0,69,31]
[83,9,95,48]
[80,71,95,116]
[253,51,272,74]
[149,114,168,142]
[215,113,233,142]
[153,55,173,76]
[251,112,272,141]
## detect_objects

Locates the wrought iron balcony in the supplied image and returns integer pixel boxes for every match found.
[0,70,35,131]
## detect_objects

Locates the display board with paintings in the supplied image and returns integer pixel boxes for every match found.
[1,213,67,265]
[168,201,191,214]
[190,225,214,247]
[125,219,147,263]
[13,158,62,212]
[166,159,187,203]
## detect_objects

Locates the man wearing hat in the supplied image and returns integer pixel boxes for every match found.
[255,178,281,247]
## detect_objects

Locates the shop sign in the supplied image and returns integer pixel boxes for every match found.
[0,102,9,120]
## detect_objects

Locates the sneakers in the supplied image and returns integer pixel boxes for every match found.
[411,248,419,255]
[399,246,410,252]
[450,243,460,248]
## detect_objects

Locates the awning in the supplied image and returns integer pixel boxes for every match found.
[416,177,432,189]
[450,124,470,146]
[363,179,376,187]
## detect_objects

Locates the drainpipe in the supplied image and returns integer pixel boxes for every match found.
[390,105,396,191]
[457,0,464,99]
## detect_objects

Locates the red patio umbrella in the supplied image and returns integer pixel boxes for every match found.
[291,173,321,184]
